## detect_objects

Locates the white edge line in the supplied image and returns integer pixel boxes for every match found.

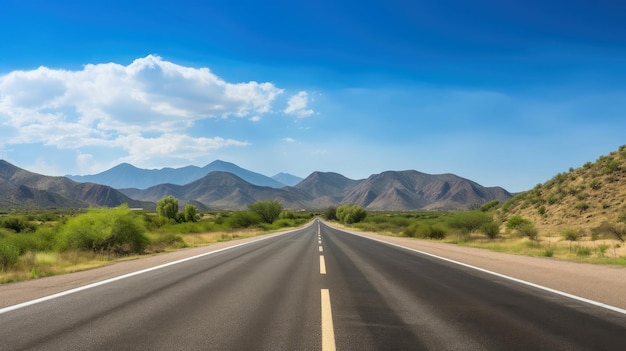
[0,222,313,315]
[333,224,626,316]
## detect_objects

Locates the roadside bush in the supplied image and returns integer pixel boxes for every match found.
[446,211,492,234]
[157,196,179,220]
[517,223,539,241]
[593,222,626,242]
[562,228,582,251]
[279,210,296,220]
[324,207,337,221]
[57,206,148,255]
[405,222,447,239]
[480,222,500,239]
[0,241,19,271]
[248,200,283,224]
[506,215,532,230]
[184,204,198,222]
[226,211,262,228]
[1,216,36,233]
[336,204,367,224]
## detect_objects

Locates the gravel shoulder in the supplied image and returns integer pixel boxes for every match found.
[2,224,625,311]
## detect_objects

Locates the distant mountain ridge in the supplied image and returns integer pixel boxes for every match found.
[271,172,303,187]
[2,159,513,211]
[66,160,287,189]
[0,160,151,209]
[120,169,512,211]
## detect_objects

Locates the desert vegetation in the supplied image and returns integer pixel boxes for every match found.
[327,146,626,266]
[0,198,313,282]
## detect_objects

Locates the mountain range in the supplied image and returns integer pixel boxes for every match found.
[0,160,151,209]
[1,160,512,211]
[118,169,512,211]
[66,160,302,189]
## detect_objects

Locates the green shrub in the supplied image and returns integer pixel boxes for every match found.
[157,196,179,220]
[542,248,554,257]
[517,223,539,241]
[226,211,262,228]
[480,222,500,239]
[576,246,592,257]
[57,206,148,255]
[506,215,531,230]
[406,222,447,239]
[1,216,36,233]
[336,204,367,224]
[248,200,283,224]
[562,228,582,251]
[447,211,492,233]
[323,207,337,221]
[538,206,546,216]
[479,200,500,212]
[0,241,19,271]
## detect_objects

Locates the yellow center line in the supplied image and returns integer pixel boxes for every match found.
[318,240,322,244]
[319,246,323,252]
[320,255,327,274]
[321,289,336,351]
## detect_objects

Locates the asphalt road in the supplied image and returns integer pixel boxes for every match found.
[1,219,625,350]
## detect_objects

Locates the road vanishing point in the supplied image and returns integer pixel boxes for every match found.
[1,219,625,350]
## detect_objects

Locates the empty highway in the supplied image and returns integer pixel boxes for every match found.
[1,219,625,350]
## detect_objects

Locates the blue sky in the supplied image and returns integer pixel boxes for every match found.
[1,0,625,192]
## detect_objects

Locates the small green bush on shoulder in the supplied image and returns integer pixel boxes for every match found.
[480,222,500,239]
[226,211,262,228]
[336,204,367,224]
[248,200,283,224]
[57,205,148,255]
[0,241,19,271]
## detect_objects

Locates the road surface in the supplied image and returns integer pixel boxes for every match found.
[1,219,625,350]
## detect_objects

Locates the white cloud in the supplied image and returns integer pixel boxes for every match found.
[283,137,296,143]
[113,133,249,166]
[0,55,284,167]
[284,91,314,118]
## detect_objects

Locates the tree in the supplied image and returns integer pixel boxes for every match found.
[157,196,179,220]
[248,200,283,224]
[184,204,198,222]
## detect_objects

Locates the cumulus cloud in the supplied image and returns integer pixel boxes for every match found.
[0,55,283,164]
[283,137,296,143]
[284,91,314,118]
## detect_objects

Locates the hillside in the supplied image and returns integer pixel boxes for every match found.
[2,159,513,211]
[121,169,512,211]
[343,171,512,211]
[499,145,626,233]
[120,171,313,210]
[0,160,152,209]
[66,160,285,189]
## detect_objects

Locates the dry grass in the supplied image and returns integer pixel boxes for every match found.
[0,228,267,283]
[454,232,626,265]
